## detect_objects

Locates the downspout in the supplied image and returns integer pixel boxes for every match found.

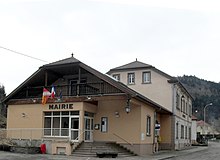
[171,83,177,150]
[153,111,157,153]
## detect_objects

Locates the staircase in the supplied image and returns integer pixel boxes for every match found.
[72,141,136,158]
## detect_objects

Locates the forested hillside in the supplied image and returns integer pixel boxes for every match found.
[178,75,220,130]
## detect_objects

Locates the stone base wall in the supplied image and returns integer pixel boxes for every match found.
[159,143,172,150]
[120,143,154,156]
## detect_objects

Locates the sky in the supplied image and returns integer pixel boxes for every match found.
[1,0,220,95]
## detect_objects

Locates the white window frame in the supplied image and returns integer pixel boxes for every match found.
[176,93,180,110]
[112,74,120,81]
[146,116,151,136]
[142,72,151,84]
[44,111,80,138]
[128,73,135,85]
[181,125,184,139]
[101,117,108,133]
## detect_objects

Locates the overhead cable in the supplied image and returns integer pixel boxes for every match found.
[0,45,48,63]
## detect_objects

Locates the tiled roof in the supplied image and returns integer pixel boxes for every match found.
[197,120,205,126]
[43,56,80,67]
[110,60,152,71]
[192,115,198,120]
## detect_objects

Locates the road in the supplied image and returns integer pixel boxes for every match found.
[167,141,220,160]
[0,141,220,160]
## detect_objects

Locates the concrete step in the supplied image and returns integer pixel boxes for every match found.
[72,142,136,157]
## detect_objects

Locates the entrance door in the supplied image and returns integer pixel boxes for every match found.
[84,117,94,142]
[70,117,79,141]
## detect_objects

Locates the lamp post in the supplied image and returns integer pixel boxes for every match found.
[203,103,212,135]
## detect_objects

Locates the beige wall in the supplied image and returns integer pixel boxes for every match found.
[160,115,172,143]
[7,104,44,139]
[7,102,86,139]
[93,98,157,155]
[7,99,155,145]
[93,99,142,144]
[110,69,173,112]
[7,97,160,155]
[140,103,155,143]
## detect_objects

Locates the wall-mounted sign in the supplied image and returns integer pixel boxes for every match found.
[49,103,74,110]
[155,123,160,130]
[94,124,100,130]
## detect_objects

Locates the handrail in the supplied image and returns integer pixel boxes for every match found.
[112,133,133,146]
[73,130,86,141]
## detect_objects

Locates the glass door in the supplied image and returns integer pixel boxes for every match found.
[84,117,94,142]
[70,117,79,141]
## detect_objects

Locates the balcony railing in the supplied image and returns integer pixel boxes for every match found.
[14,82,123,99]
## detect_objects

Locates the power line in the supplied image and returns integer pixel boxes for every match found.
[0,46,48,63]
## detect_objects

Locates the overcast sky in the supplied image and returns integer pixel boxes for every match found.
[1,0,220,95]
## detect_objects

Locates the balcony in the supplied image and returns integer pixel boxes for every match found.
[12,82,123,100]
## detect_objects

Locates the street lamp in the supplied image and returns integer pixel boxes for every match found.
[203,103,213,135]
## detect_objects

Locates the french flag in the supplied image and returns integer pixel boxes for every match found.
[51,85,55,98]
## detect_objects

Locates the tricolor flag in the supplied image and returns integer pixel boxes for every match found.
[42,88,51,105]
[51,85,55,98]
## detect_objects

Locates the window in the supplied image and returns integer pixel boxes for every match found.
[176,122,179,139]
[112,74,120,81]
[189,104,192,117]
[183,100,185,113]
[176,93,180,110]
[44,111,79,137]
[142,72,151,83]
[181,96,185,112]
[181,125,184,139]
[189,127,191,140]
[101,117,108,132]
[186,102,188,115]
[185,126,187,139]
[146,116,151,136]
[127,73,135,84]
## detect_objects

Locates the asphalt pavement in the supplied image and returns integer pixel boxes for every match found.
[0,143,209,160]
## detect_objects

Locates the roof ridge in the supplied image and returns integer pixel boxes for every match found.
[42,56,80,68]
[108,60,152,72]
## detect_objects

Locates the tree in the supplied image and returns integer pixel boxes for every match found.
[0,84,6,99]
[0,84,6,128]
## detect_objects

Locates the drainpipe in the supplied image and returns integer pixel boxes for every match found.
[171,83,177,150]
[153,111,157,153]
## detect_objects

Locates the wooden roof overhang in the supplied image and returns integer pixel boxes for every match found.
[3,57,172,115]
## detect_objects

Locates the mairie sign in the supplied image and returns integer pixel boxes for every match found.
[49,103,74,110]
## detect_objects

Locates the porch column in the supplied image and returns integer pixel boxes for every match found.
[77,67,81,96]
[44,71,48,86]
[79,110,84,142]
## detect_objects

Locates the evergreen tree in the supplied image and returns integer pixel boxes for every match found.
[0,84,6,99]
[0,84,6,128]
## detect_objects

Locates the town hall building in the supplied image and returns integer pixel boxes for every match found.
[3,56,173,156]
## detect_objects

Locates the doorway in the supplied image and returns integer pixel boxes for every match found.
[84,116,94,142]
[70,117,80,141]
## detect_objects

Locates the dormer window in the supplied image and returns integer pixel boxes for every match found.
[128,73,135,85]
